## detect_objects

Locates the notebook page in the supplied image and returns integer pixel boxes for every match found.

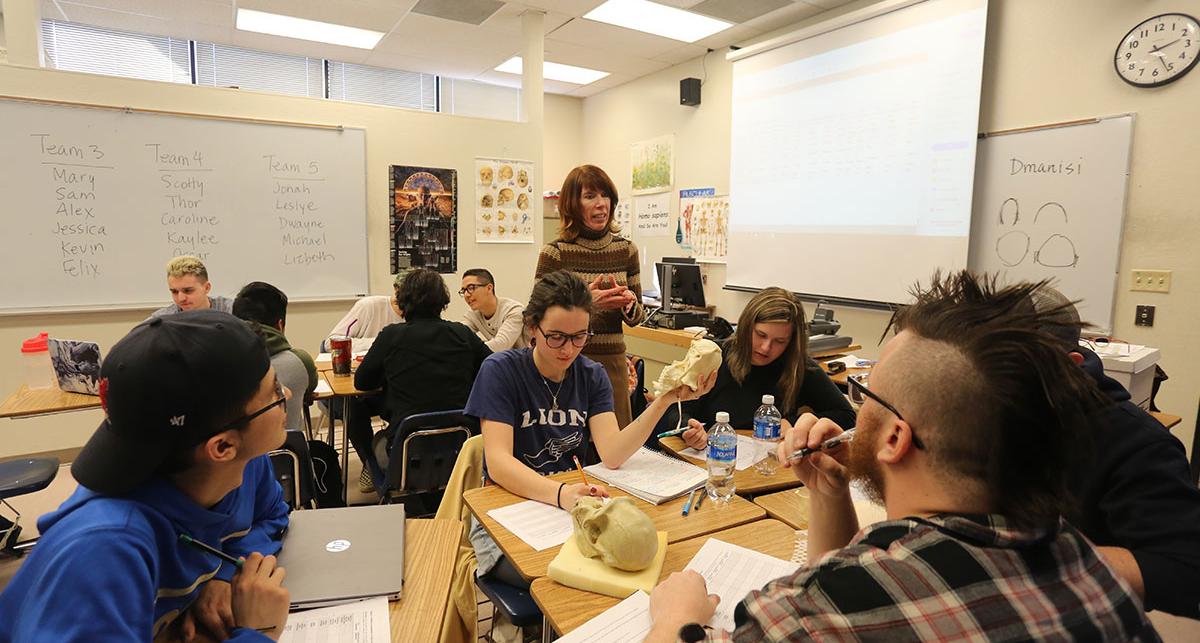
[554,590,653,643]
[684,539,800,632]
[584,448,706,503]
[487,500,574,551]
[279,595,389,643]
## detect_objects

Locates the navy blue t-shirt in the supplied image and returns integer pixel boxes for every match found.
[466,348,614,480]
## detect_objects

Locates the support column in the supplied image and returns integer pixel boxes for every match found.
[3,0,45,67]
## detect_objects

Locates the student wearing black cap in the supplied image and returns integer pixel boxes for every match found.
[0,310,292,641]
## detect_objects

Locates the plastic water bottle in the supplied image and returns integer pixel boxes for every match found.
[753,394,782,475]
[706,411,737,503]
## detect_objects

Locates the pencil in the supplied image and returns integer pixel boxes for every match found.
[179,534,243,569]
[572,455,590,486]
[682,489,698,516]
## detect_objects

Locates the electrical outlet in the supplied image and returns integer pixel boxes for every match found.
[1135,305,1155,327]
[1131,269,1171,293]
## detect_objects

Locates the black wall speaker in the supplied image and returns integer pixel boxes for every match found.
[680,77,701,106]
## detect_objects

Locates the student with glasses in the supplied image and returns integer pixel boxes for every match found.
[459,268,531,351]
[0,311,292,641]
[464,270,716,592]
[643,273,1157,642]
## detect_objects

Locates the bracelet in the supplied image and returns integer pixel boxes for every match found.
[556,483,565,509]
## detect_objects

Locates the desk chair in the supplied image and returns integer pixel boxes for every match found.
[0,457,59,555]
[368,410,476,511]
[475,574,545,642]
[268,430,317,510]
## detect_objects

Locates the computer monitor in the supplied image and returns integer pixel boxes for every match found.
[656,261,706,313]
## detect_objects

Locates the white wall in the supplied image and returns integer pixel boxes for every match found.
[579,0,1200,452]
[0,62,543,457]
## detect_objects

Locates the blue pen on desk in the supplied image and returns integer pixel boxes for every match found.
[682,489,698,516]
[179,534,243,569]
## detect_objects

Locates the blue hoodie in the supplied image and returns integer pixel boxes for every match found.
[0,455,289,641]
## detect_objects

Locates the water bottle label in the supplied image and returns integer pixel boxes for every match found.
[754,417,781,440]
[709,443,736,462]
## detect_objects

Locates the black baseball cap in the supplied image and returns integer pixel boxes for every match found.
[72,310,270,495]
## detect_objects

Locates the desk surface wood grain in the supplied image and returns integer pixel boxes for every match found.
[0,385,101,419]
[531,519,797,636]
[659,430,804,496]
[464,471,765,581]
[389,518,460,642]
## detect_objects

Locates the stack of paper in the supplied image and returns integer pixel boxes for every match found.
[554,591,652,643]
[584,448,707,505]
[685,539,801,632]
[279,596,389,643]
[486,500,574,551]
[562,539,801,638]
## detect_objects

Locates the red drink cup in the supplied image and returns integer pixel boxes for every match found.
[330,336,352,376]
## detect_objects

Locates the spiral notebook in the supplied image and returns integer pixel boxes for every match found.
[583,447,707,505]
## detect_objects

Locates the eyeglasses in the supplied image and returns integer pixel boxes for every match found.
[223,378,287,430]
[458,283,488,296]
[847,374,925,450]
[537,327,594,349]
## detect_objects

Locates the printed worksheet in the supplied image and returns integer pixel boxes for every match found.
[684,539,800,632]
[487,500,573,551]
[279,596,389,643]
[554,591,653,643]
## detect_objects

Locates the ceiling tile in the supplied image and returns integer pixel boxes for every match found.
[690,0,792,24]
[544,40,668,76]
[480,6,574,35]
[804,0,857,9]
[237,0,417,32]
[504,1,607,17]
[548,17,686,58]
[651,43,707,65]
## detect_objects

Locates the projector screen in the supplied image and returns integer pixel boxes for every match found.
[727,0,987,304]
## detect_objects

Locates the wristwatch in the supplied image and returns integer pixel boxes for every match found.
[678,623,707,642]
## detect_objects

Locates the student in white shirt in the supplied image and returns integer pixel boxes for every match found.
[325,271,408,353]
[459,268,530,352]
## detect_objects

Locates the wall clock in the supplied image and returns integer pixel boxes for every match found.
[1115,13,1200,87]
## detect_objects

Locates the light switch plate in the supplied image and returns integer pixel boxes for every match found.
[1131,270,1171,293]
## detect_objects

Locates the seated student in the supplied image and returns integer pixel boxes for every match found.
[645,273,1157,642]
[355,268,491,476]
[326,271,408,353]
[233,281,319,432]
[151,255,233,317]
[460,268,531,351]
[0,310,291,641]
[1033,286,1200,618]
[672,287,854,440]
[465,270,714,590]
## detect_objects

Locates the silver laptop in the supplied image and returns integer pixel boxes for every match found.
[277,505,406,609]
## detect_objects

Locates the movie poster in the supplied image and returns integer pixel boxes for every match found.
[390,165,457,274]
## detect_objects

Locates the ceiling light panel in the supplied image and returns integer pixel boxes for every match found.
[494,56,610,85]
[236,8,386,49]
[584,0,734,43]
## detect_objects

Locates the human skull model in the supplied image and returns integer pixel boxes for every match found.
[571,497,658,571]
[652,338,721,397]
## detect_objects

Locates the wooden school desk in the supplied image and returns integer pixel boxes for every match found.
[530,519,797,636]
[0,385,100,419]
[753,488,812,531]
[464,470,765,582]
[390,518,460,642]
[320,370,379,503]
[659,431,804,496]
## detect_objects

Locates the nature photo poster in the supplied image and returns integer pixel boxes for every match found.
[475,157,535,243]
[630,134,674,195]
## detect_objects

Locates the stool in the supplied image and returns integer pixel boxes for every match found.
[0,457,60,554]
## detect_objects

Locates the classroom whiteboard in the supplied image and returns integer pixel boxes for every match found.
[968,115,1134,333]
[0,98,369,313]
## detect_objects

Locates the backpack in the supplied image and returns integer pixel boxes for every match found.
[307,439,345,508]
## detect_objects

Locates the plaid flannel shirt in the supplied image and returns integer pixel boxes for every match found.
[713,514,1158,642]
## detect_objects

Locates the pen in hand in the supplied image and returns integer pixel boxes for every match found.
[178,533,243,569]
[657,422,705,440]
[787,428,856,463]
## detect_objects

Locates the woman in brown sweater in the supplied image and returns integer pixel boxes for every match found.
[536,165,646,427]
